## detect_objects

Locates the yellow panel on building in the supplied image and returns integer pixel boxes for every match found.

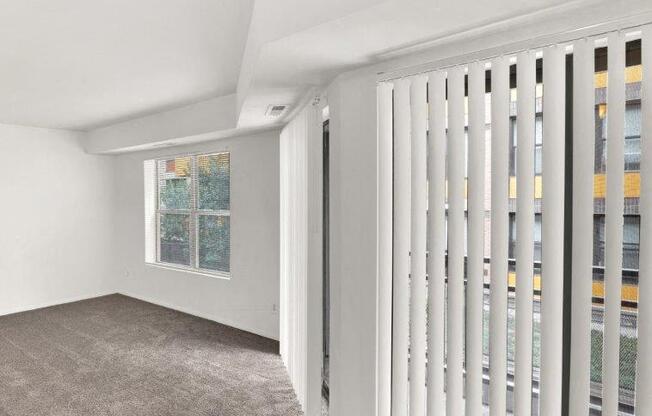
[507,172,640,200]
[509,176,543,199]
[593,172,640,198]
[174,157,191,177]
[507,271,638,303]
[594,65,642,89]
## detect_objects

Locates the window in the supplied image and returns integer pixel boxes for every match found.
[593,215,640,270]
[152,152,231,276]
[383,34,647,416]
[508,213,542,262]
[510,115,543,176]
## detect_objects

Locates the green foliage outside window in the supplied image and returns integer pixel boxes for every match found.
[198,216,230,272]
[590,329,638,391]
[157,153,230,272]
[160,178,190,209]
[198,154,230,210]
[159,214,190,265]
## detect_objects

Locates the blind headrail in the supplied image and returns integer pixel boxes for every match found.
[377,11,652,82]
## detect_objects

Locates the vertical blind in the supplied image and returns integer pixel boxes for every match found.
[279,102,323,416]
[380,25,651,415]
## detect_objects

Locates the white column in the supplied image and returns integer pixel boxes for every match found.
[409,75,428,416]
[392,78,411,416]
[569,38,595,416]
[427,70,447,416]
[602,31,626,416]
[377,82,393,416]
[636,24,652,416]
[540,44,566,416]
[514,49,536,416]
[490,55,510,416]
[466,60,486,416]
[446,66,466,416]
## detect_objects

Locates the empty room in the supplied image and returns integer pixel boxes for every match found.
[1,1,652,415]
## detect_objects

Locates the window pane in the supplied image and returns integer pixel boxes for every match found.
[534,214,542,262]
[535,146,543,175]
[198,153,230,210]
[624,103,641,138]
[623,216,640,270]
[510,117,517,176]
[624,136,641,171]
[159,213,191,266]
[158,157,191,209]
[535,115,543,145]
[198,215,230,272]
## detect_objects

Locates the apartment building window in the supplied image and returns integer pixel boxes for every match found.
[593,215,640,270]
[510,115,543,175]
[149,152,231,276]
[595,101,641,173]
[508,213,543,263]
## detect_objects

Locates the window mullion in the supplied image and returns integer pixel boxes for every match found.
[190,156,198,269]
[155,161,161,263]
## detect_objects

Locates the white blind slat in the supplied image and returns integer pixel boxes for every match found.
[409,75,428,416]
[514,49,536,416]
[540,44,566,415]
[382,26,649,416]
[392,79,411,416]
[427,70,448,416]
[490,56,510,416]
[569,37,595,416]
[636,24,652,415]
[603,31,626,416]
[466,60,486,416]
[446,66,466,416]
[144,160,157,264]
[602,33,625,415]
[377,82,393,416]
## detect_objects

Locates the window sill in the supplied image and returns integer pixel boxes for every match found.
[145,262,231,280]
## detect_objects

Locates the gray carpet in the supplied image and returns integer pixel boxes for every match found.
[0,294,302,416]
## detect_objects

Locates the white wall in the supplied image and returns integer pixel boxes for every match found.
[86,94,239,154]
[0,124,116,316]
[113,130,281,340]
[326,69,379,416]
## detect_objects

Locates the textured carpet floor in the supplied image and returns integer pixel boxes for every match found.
[0,294,302,416]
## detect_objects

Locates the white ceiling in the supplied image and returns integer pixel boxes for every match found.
[236,0,610,128]
[0,0,253,130]
[2,0,652,136]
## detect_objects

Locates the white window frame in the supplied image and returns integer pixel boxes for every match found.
[154,151,231,278]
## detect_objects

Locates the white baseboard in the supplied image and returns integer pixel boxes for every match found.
[0,291,279,342]
[0,291,118,317]
[118,291,280,342]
